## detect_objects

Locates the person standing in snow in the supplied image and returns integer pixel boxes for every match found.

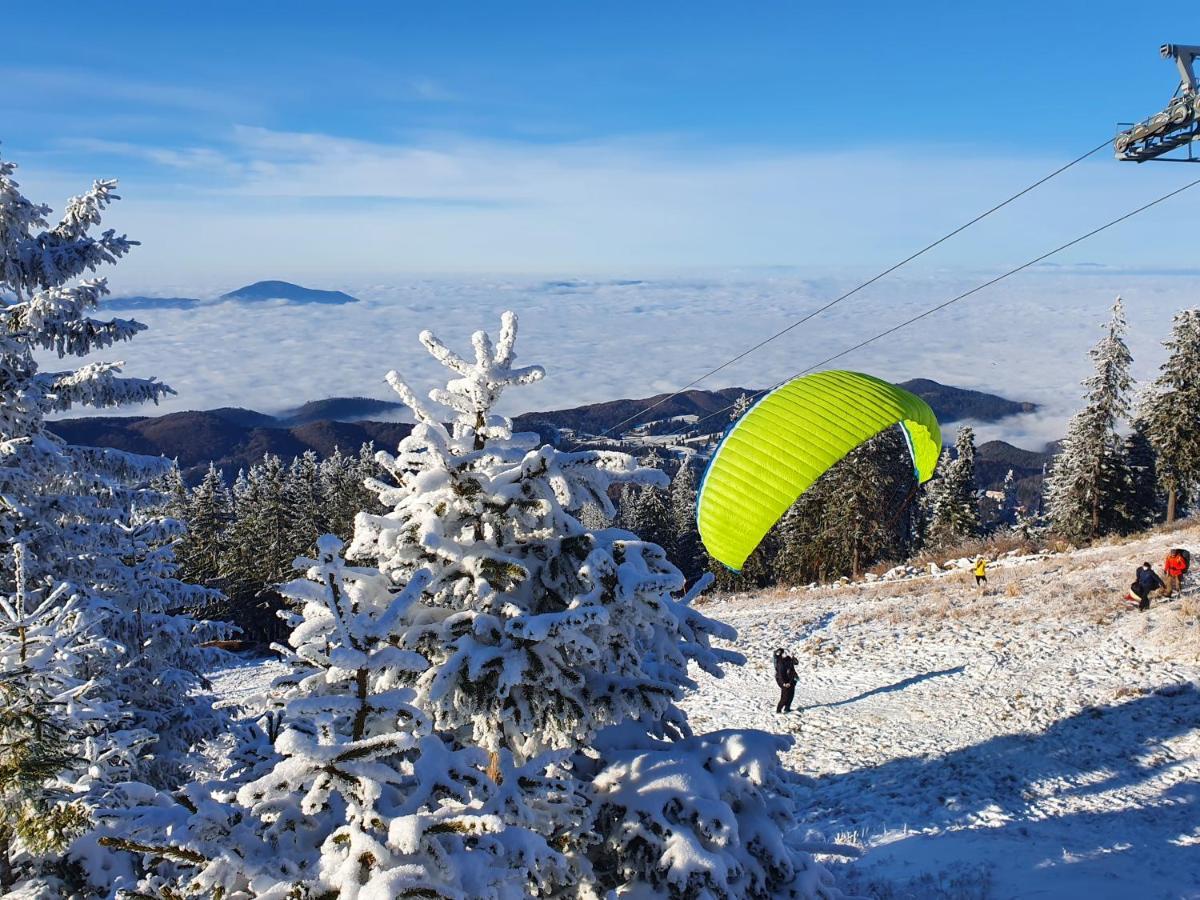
[973,556,989,587]
[1163,549,1189,599]
[1130,561,1165,612]
[773,648,798,713]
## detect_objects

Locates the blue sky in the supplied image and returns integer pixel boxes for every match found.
[5,2,1199,282]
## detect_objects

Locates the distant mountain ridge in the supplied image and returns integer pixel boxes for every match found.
[105,280,359,310]
[47,380,1043,486]
[219,281,359,305]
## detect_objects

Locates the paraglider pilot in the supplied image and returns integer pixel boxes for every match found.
[774,648,799,713]
[1131,562,1165,612]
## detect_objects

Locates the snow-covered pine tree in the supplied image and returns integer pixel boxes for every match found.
[344,311,836,898]
[1138,308,1200,523]
[286,450,327,558]
[0,545,103,892]
[925,426,981,548]
[730,392,753,422]
[1045,298,1136,541]
[668,458,704,579]
[618,482,673,553]
[318,444,379,543]
[175,464,231,586]
[108,536,580,898]
[773,428,917,583]
[0,151,222,799]
[1114,427,1162,533]
[1000,469,1019,526]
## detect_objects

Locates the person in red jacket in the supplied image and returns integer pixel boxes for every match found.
[1164,549,1189,598]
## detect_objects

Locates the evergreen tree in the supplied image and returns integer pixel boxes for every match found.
[120,311,836,898]
[1114,427,1162,533]
[0,152,219,755]
[176,464,231,586]
[730,392,753,422]
[0,546,99,891]
[1045,298,1136,541]
[926,427,981,548]
[286,450,327,558]
[1138,308,1200,523]
[669,460,704,579]
[0,150,222,890]
[773,428,918,583]
[1000,469,1019,526]
[344,312,834,896]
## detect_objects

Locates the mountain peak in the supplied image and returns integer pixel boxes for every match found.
[219,280,359,305]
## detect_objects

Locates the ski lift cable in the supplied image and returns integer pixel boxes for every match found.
[675,174,1200,439]
[569,137,1114,451]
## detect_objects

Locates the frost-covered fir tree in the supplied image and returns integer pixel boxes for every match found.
[773,429,917,583]
[0,151,222,796]
[340,312,837,898]
[1000,469,1019,526]
[109,536,581,898]
[730,392,753,422]
[668,459,704,579]
[1138,308,1200,523]
[1045,298,1136,541]
[0,546,102,891]
[617,482,673,553]
[926,427,981,548]
[176,464,231,586]
[1114,427,1162,533]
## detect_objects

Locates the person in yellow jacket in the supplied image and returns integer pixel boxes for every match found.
[973,557,988,587]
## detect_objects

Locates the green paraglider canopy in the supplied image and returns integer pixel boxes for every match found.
[697,371,941,571]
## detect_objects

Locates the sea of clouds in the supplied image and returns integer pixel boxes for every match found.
[50,267,1200,452]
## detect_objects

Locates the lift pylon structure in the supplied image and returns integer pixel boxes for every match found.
[1116,43,1200,162]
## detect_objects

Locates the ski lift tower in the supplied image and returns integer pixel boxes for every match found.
[1116,44,1200,162]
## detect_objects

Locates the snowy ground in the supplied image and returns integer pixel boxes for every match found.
[208,523,1200,899]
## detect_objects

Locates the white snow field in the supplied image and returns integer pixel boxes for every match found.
[209,523,1200,899]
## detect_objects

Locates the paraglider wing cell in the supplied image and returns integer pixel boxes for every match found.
[696,370,941,571]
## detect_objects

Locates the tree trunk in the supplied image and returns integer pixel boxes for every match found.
[1167,487,1178,525]
[487,749,503,784]
[352,667,369,740]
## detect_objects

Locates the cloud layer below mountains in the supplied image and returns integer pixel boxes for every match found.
[48,269,1200,451]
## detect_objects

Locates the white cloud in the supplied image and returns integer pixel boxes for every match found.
[47,271,1200,454]
[16,124,1193,283]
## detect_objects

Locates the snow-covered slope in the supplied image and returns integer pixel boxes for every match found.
[686,523,1200,899]
[209,523,1200,898]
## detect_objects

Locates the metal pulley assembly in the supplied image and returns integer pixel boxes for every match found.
[1116,43,1200,162]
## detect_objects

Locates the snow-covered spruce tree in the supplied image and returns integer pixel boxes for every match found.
[1000,469,1019,526]
[773,429,917,584]
[176,464,232,587]
[668,459,704,579]
[1045,298,1136,541]
[925,426,981,548]
[1138,308,1200,523]
[1115,427,1162,533]
[730,392,753,422]
[0,545,105,892]
[108,536,581,898]
[617,482,673,553]
[346,312,837,898]
[0,152,223,796]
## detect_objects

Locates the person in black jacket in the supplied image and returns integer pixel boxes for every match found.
[1131,561,1165,612]
[773,647,799,713]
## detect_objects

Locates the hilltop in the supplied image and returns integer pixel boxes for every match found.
[47,380,1045,485]
[104,280,360,310]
